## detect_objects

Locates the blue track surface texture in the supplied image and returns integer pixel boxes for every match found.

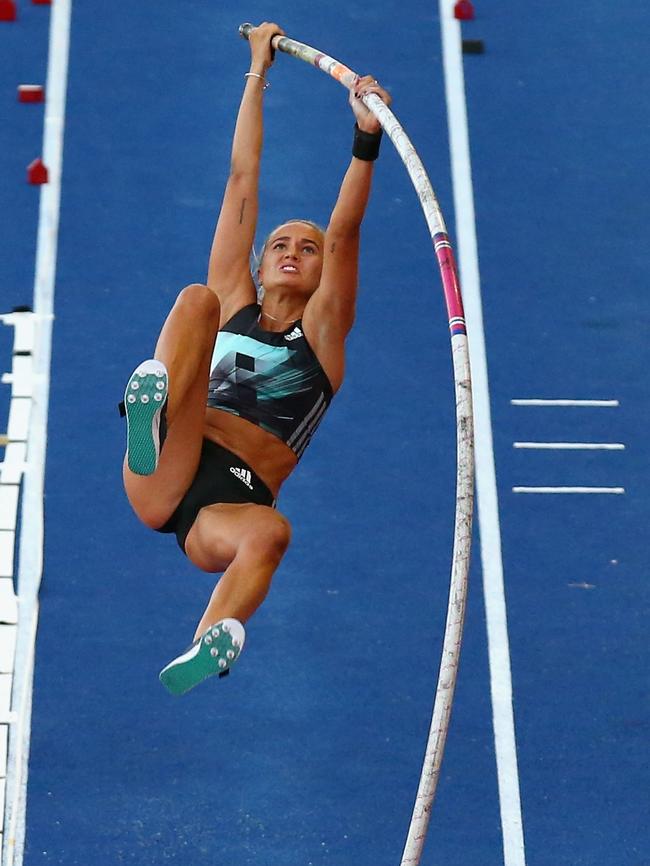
[0,1,648,864]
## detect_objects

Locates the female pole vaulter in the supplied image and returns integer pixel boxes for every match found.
[120,22,391,695]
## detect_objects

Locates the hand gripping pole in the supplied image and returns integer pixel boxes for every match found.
[240,24,475,865]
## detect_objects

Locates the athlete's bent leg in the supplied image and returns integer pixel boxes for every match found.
[123,283,221,528]
[152,283,220,428]
[184,503,292,637]
[158,503,292,695]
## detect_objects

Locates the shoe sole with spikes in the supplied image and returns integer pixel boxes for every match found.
[124,359,168,475]
[159,619,246,696]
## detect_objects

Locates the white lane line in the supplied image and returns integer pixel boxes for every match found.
[513,442,625,450]
[513,486,625,494]
[439,5,526,865]
[511,399,619,407]
[2,0,72,863]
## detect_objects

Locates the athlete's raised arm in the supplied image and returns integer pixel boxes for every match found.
[302,76,391,387]
[207,22,284,323]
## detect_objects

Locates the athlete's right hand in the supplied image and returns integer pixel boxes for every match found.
[248,22,285,74]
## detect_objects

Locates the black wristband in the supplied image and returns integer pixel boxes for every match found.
[352,123,383,161]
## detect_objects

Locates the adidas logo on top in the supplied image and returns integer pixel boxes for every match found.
[230,466,253,490]
[284,326,303,342]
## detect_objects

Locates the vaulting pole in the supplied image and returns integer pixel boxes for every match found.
[239,24,475,864]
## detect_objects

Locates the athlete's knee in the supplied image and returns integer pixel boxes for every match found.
[260,512,292,556]
[126,494,172,533]
[173,283,220,322]
[245,510,292,561]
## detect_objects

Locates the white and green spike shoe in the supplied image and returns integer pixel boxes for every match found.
[159,619,246,696]
[124,359,168,475]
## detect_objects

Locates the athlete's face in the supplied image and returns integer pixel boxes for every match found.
[259,222,324,297]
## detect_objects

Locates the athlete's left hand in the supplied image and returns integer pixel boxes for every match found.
[348,75,392,134]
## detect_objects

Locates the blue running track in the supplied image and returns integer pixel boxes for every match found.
[0,1,648,864]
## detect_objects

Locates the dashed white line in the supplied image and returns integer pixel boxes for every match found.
[513,442,625,450]
[513,486,625,494]
[511,399,619,407]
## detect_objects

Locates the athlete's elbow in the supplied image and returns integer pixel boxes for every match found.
[344,309,356,334]
[227,162,260,185]
[326,222,361,245]
[335,303,356,336]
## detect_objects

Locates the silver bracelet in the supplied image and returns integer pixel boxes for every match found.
[244,72,270,90]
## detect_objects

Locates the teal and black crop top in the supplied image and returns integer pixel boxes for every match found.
[207,304,334,460]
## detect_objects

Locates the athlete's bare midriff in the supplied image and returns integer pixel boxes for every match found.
[204,406,298,497]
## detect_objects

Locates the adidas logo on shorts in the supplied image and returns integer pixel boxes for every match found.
[230,466,254,490]
[284,326,303,341]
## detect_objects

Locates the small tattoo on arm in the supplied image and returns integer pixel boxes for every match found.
[239,198,247,225]
[330,242,336,254]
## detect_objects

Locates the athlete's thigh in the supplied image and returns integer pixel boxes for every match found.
[153,283,220,375]
[122,378,209,528]
[184,502,284,573]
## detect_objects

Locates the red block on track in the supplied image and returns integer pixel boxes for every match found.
[27,158,49,185]
[18,85,45,103]
[454,0,475,20]
[0,0,17,21]
[32,0,52,4]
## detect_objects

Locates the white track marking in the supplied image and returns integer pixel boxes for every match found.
[0,317,34,356]
[0,444,28,486]
[439,5,526,865]
[0,489,19,534]
[2,0,72,863]
[6,400,30,444]
[513,487,625,495]
[1,357,34,399]
[0,728,7,776]
[0,536,14,582]
[0,630,16,676]
[513,442,625,450]
[511,399,618,407]
[0,580,17,627]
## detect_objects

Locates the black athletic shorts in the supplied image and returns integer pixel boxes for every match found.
[155,439,275,553]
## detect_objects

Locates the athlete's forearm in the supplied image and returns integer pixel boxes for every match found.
[229,66,267,176]
[327,73,388,232]
[327,157,374,235]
